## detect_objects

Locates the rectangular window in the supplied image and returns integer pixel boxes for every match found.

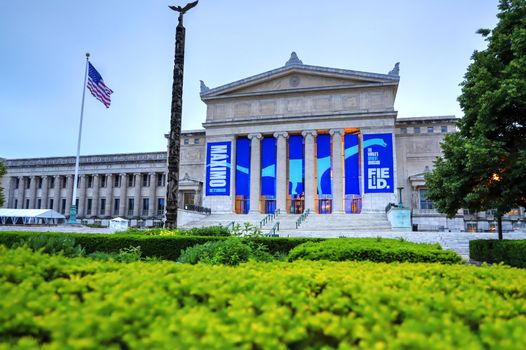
[61,199,66,214]
[62,177,67,189]
[114,176,120,188]
[26,178,31,189]
[87,198,92,215]
[15,178,20,189]
[142,174,149,187]
[157,174,166,187]
[49,177,55,189]
[441,125,448,133]
[127,198,134,216]
[38,178,43,189]
[142,198,149,216]
[87,175,93,188]
[25,199,30,209]
[427,126,434,133]
[419,189,434,210]
[14,199,18,209]
[157,198,165,216]
[184,138,189,145]
[128,175,134,188]
[194,138,200,144]
[400,127,407,134]
[100,175,106,188]
[49,199,54,210]
[37,199,42,209]
[113,198,120,216]
[75,199,79,208]
[414,127,421,134]
[100,198,106,215]
[466,223,477,233]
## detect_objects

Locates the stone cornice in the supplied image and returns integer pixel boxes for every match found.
[6,152,167,168]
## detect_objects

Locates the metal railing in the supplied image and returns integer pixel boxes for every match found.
[259,213,274,228]
[266,221,280,237]
[295,208,311,229]
[223,221,235,230]
[184,204,212,215]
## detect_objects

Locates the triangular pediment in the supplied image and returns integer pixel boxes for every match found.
[201,62,399,100]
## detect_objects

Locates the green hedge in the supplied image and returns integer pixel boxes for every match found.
[288,238,462,264]
[470,239,526,268]
[1,246,525,349]
[0,231,321,261]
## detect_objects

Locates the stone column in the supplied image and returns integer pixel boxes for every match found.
[92,174,100,218]
[28,176,37,209]
[105,174,113,217]
[302,130,317,212]
[77,175,86,218]
[53,176,61,212]
[273,132,288,213]
[16,177,24,209]
[65,175,73,216]
[7,177,16,208]
[41,176,49,209]
[148,172,157,217]
[119,173,127,217]
[248,133,262,214]
[330,129,345,214]
[133,173,141,217]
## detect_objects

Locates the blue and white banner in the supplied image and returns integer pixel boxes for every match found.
[363,133,394,193]
[344,134,360,195]
[317,134,332,195]
[289,135,304,196]
[235,138,250,197]
[205,141,231,196]
[261,137,276,197]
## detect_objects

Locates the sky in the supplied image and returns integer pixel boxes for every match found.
[0,0,499,160]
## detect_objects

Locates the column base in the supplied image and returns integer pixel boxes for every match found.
[332,210,345,214]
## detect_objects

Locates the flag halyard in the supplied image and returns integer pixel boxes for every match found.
[87,62,113,108]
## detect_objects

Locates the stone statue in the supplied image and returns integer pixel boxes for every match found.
[285,51,303,66]
[200,80,210,93]
[389,62,400,76]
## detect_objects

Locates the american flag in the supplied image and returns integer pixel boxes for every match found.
[87,62,113,108]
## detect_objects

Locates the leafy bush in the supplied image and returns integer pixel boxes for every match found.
[288,237,462,264]
[0,232,320,261]
[115,246,142,263]
[127,226,231,237]
[231,222,262,237]
[1,246,525,349]
[470,239,526,268]
[178,238,255,265]
[13,234,85,258]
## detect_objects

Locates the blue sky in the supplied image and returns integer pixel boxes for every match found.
[0,0,499,159]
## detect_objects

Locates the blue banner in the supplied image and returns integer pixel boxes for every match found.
[289,135,304,196]
[363,133,394,193]
[205,141,231,196]
[317,134,332,195]
[261,137,276,197]
[344,134,360,195]
[235,138,250,197]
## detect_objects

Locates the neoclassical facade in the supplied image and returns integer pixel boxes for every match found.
[1,53,524,232]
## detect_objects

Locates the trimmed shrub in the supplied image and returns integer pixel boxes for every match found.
[470,239,526,268]
[288,237,462,264]
[13,234,85,258]
[0,232,321,261]
[126,226,231,237]
[1,246,525,349]
[178,238,252,265]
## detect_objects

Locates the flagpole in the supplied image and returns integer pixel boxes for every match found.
[69,53,90,224]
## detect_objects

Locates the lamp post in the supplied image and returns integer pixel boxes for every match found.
[165,1,198,229]
[397,187,404,208]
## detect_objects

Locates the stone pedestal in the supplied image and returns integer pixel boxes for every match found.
[387,207,412,230]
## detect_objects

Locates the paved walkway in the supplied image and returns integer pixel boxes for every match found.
[1,225,525,259]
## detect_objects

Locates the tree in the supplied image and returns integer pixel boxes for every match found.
[425,0,526,239]
[0,160,6,207]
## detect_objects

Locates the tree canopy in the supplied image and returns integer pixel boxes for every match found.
[425,0,526,223]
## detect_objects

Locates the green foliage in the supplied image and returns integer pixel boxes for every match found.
[470,239,526,268]
[288,238,462,264]
[1,246,526,349]
[0,231,320,261]
[0,160,6,207]
[13,234,85,258]
[177,238,275,265]
[115,245,142,263]
[426,0,526,224]
[127,225,231,237]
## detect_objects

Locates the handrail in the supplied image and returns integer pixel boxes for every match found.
[223,221,235,230]
[295,208,311,229]
[267,221,280,237]
[259,212,276,228]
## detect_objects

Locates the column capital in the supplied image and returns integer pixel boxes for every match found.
[273,131,289,139]
[301,130,317,137]
[247,133,262,140]
[92,174,99,178]
[148,172,156,176]
[329,128,345,136]
[134,172,141,177]
[41,175,48,179]
[119,173,127,177]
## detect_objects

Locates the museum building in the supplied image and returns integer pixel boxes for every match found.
[2,53,523,231]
